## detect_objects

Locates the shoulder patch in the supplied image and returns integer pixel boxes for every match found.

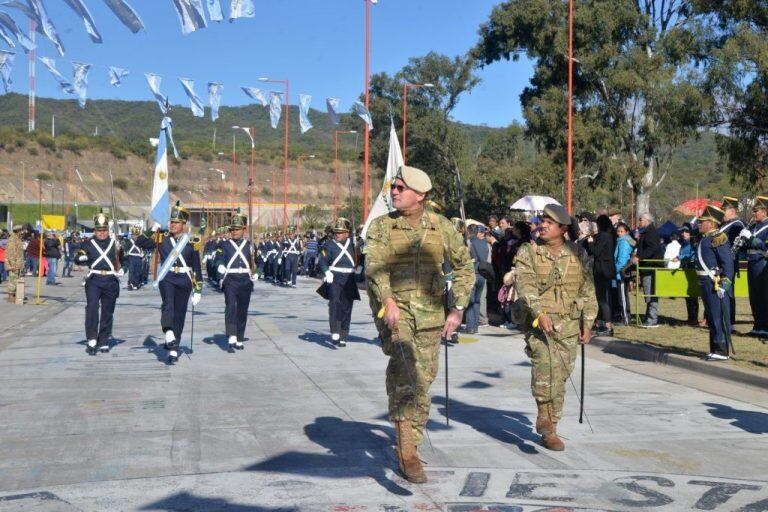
[712,232,728,248]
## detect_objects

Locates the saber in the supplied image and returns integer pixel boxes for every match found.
[579,344,585,424]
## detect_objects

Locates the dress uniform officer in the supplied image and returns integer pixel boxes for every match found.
[214,210,258,351]
[365,166,475,483]
[736,195,768,336]
[264,233,278,282]
[203,233,219,286]
[283,230,303,287]
[123,226,145,290]
[137,201,203,363]
[719,196,744,325]
[319,218,360,347]
[696,204,735,360]
[76,213,123,354]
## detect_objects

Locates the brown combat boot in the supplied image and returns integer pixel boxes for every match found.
[536,402,565,451]
[394,420,427,483]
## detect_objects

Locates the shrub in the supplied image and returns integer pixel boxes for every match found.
[28,146,38,156]
[109,146,127,160]
[113,177,128,190]
[36,171,52,181]
[36,134,56,151]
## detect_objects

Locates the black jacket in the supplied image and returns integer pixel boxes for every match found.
[592,231,615,280]
[44,237,61,259]
[637,223,663,270]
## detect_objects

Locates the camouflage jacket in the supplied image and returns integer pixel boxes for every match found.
[5,232,24,271]
[514,240,598,339]
[365,210,475,330]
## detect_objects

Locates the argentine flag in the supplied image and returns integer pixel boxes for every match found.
[150,118,173,228]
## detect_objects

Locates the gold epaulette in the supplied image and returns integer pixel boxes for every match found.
[712,232,728,248]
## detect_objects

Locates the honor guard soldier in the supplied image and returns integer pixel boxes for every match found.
[735,195,768,336]
[203,232,219,286]
[319,218,360,346]
[137,201,203,363]
[513,204,597,452]
[720,196,745,325]
[696,204,735,360]
[283,228,303,287]
[365,166,475,483]
[214,210,258,351]
[265,233,278,282]
[123,226,145,290]
[76,213,123,354]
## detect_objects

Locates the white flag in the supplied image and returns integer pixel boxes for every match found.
[108,66,128,87]
[72,61,91,108]
[241,86,267,106]
[269,91,282,129]
[208,82,223,121]
[229,0,255,20]
[326,97,340,125]
[299,94,312,134]
[351,101,373,131]
[361,121,403,239]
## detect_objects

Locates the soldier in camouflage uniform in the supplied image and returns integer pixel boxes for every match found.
[513,204,597,451]
[365,165,474,483]
[6,225,25,303]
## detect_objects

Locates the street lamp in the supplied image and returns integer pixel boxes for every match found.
[295,154,315,230]
[233,125,256,242]
[209,167,226,228]
[259,76,290,232]
[402,82,434,164]
[362,0,378,222]
[335,130,357,220]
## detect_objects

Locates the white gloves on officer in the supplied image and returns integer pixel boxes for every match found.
[151,222,161,232]
[250,273,259,282]
[324,270,334,284]
[740,228,753,240]
[278,258,283,265]
[191,293,201,306]
[217,264,226,275]
[354,265,364,275]
[76,254,88,264]
[116,268,125,277]
[717,288,726,299]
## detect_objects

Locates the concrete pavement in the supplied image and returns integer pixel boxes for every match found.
[0,275,767,511]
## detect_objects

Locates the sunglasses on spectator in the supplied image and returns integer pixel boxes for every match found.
[390,183,409,193]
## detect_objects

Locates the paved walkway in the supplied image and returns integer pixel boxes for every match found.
[0,275,766,511]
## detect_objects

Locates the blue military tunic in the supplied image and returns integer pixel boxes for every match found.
[695,230,734,355]
[282,235,303,286]
[76,237,121,347]
[214,238,255,342]
[743,219,768,331]
[123,236,145,289]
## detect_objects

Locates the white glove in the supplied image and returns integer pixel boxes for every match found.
[324,270,334,284]
[251,273,259,282]
[354,265,364,275]
[217,264,226,275]
[278,258,282,265]
[151,222,161,232]
[116,268,125,277]
[740,228,753,240]
[446,280,453,292]
[717,288,726,299]
[76,254,88,263]
[191,293,201,306]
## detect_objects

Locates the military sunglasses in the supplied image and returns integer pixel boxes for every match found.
[390,182,410,193]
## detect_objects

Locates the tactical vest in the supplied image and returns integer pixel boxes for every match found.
[387,212,446,298]
[531,241,585,317]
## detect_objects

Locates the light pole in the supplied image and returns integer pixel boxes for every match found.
[6,195,14,230]
[231,135,237,212]
[295,154,315,230]
[567,0,574,214]
[259,76,290,232]
[20,161,25,202]
[362,0,378,222]
[233,125,256,242]
[402,82,434,164]
[335,130,357,220]
[209,167,226,228]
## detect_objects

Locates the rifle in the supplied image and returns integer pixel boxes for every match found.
[108,170,121,271]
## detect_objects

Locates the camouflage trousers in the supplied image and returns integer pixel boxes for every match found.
[379,316,442,446]
[525,329,579,422]
[6,270,22,295]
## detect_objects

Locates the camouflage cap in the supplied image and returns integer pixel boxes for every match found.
[722,196,739,210]
[699,203,725,225]
[396,165,432,194]
[541,204,572,226]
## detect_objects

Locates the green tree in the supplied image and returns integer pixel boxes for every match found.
[347,52,480,213]
[472,0,711,216]
[694,0,768,192]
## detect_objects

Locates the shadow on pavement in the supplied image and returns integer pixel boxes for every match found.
[433,395,540,454]
[203,334,233,353]
[476,370,503,379]
[247,416,412,496]
[139,492,297,511]
[459,380,494,389]
[142,336,191,364]
[298,332,337,350]
[703,402,768,434]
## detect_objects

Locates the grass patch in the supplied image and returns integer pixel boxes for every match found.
[616,295,768,373]
[2,203,103,228]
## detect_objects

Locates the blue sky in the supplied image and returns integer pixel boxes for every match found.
[4,0,533,127]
